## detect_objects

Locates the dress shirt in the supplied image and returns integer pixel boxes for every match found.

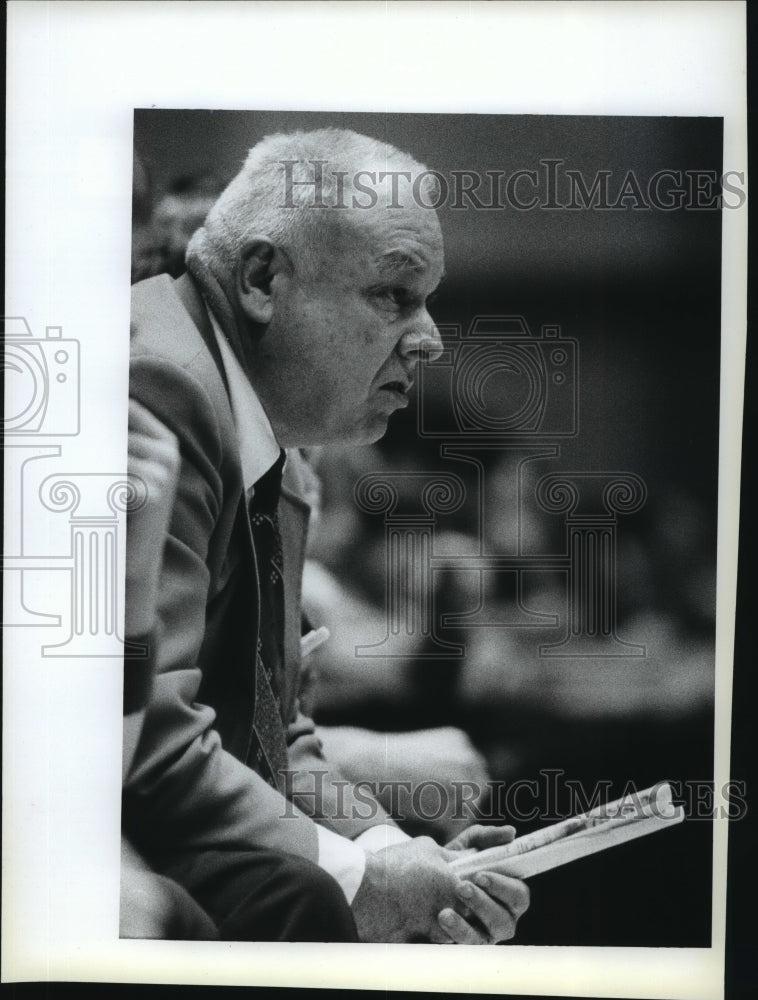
[207,305,409,904]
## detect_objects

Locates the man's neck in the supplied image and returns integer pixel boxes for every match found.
[205,299,281,491]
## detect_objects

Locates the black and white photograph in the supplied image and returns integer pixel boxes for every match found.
[3,3,748,997]
[124,107,723,949]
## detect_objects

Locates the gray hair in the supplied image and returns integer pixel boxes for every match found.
[188,127,439,275]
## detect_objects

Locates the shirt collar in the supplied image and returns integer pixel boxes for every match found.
[206,302,281,492]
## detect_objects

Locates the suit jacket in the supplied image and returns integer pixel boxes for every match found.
[123,273,391,869]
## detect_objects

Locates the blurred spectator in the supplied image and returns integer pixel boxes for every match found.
[150,172,227,277]
[131,165,227,282]
[305,442,715,739]
[317,725,490,842]
[131,152,160,284]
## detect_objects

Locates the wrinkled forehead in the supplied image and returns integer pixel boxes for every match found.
[315,199,445,283]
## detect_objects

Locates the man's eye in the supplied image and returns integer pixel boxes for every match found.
[370,287,411,311]
[370,286,429,312]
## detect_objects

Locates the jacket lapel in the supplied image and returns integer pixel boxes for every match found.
[170,273,313,747]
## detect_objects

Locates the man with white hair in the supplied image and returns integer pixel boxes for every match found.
[124,128,530,943]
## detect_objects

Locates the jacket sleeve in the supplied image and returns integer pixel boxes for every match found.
[285,706,397,840]
[122,631,155,785]
[123,355,320,863]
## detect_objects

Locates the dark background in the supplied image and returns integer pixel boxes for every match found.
[135,110,722,516]
[133,110,722,948]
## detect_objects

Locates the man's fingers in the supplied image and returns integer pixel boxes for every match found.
[437,907,488,945]
[129,432,180,469]
[128,446,180,477]
[445,823,517,852]
[427,918,457,945]
[472,873,531,919]
[449,879,520,942]
[436,874,530,945]
[128,398,179,445]
[129,430,179,459]
[128,402,181,495]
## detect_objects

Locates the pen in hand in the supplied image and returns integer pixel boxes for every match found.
[300,625,331,659]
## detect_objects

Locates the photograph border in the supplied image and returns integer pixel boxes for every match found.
[3,3,748,998]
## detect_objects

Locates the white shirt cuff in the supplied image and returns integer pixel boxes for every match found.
[315,825,366,905]
[315,824,412,904]
[355,823,412,853]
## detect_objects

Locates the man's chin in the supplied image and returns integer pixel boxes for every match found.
[347,415,391,447]
[289,412,391,448]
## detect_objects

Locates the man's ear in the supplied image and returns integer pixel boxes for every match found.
[237,238,279,325]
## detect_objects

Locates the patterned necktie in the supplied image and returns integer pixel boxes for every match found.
[247,450,289,792]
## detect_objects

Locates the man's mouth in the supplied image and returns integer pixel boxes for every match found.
[380,379,413,404]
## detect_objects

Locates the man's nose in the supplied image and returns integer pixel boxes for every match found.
[397,315,444,364]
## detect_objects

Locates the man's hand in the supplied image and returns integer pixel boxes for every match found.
[350,830,530,944]
[435,869,530,944]
[445,822,517,853]
[351,836,464,943]
[439,824,530,944]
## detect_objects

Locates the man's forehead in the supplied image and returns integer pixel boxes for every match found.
[375,249,431,276]
[341,205,445,275]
